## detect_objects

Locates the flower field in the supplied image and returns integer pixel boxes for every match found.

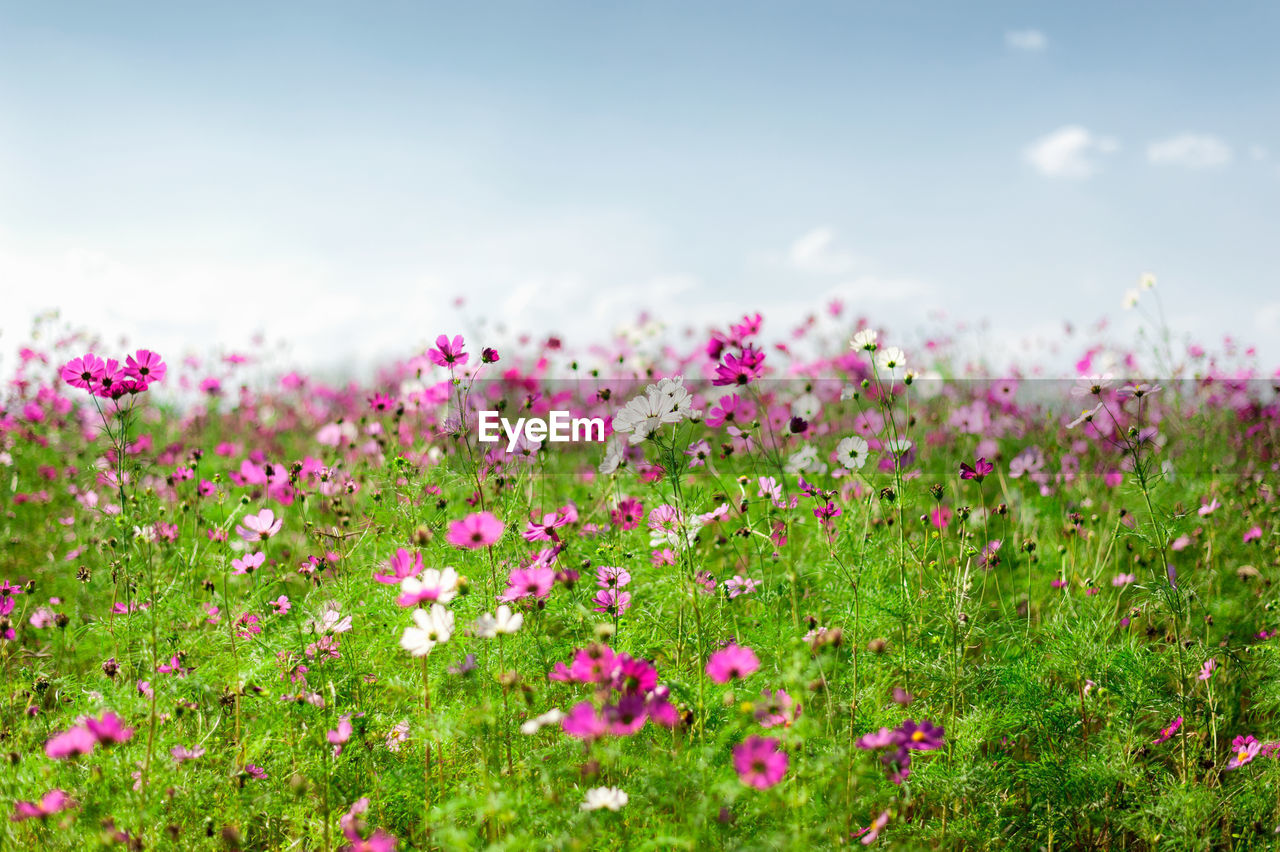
[2,298,1279,850]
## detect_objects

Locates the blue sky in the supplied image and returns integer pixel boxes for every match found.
[1,1,1277,372]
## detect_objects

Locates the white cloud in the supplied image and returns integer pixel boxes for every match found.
[1024,126,1119,179]
[1005,29,1047,52]
[1146,134,1233,169]
[787,226,855,274]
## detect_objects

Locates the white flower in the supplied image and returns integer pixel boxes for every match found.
[474,604,523,638]
[581,786,629,811]
[876,346,906,373]
[910,369,944,401]
[471,612,498,638]
[612,388,685,444]
[790,393,821,421]
[835,435,870,471]
[399,567,459,605]
[850,329,878,351]
[311,601,353,634]
[785,445,824,474]
[647,376,695,420]
[400,603,455,657]
[884,438,913,456]
[493,604,523,635]
[1122,289,1140,309]
[1140,272,1157,291]
[520,708,565,735]
[133,524,157,543]
[598,435,628,475]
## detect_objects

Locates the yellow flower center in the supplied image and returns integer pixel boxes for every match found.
[912,731,925,742]
[1238,749,1250,762]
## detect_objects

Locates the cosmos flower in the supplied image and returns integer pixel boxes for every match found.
[11,789,74,822]
[733,735,788,789]
[396,567,460,607]
[836,435,870,471]
[236,509,283,542]
[1227,735,1261,770]
[706,644,761,683]
[428,334,469,368]
[1153,715,1183,745]
[447,512,504,549]
[400,604,454,657]
[581,786,629,811]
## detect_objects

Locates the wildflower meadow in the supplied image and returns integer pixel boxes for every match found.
[2,287,1279,851]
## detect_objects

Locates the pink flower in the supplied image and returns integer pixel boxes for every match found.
[236,508,283,542]
[706,644,760,683]
[428,334,469,368]
[44,725,96,758]
[733,735,788,789]
[11,789,74,822]
[123,349,166,386]
[270,595,292,615]
[562,701,608,741]
[1243,526,1262,544]
[755,689,800,728]
[231,552,266,575]
[60,353,106,391]
[447,512,504,549]
[375,548,423,585]
[328,714,354,757]
[1153,715,1183,745]
[857,810,891,845]
[959,457,994,482]
[1227,735,1261,769]
[592,588,631,616]
[84,711,134,744]
[171,744,206,763]
[498,564,555,603]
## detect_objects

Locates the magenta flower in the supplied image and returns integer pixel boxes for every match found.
[603,694,649,735]
[733,735,788,789]
[271,595,292,615]
[84,711,134,745]
[499,564,555,603]
[755,688,800,728]
[562,701,608,741]
[11,789,74,822]
[375,548,424,585]
[899,719,944,751]
[123,349,166,386]
[44,725,96,759]
[236,508,283,542]
[592,588,632,617]
[857,810,891,845]
[244,764,267,780]
[706,644,761,683]
[1243,526,1262,543]
[328,714,354,756]
[712,346,766,387]
[1153,715,1183,745]
[428,334,469,368]
[60,353,106,391]
[231,552,265,576]
[959,457,994,482]
[1227,735,1261,769]
[447,512,504,549]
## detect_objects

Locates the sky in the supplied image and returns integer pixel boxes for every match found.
[1,1,1278,376]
